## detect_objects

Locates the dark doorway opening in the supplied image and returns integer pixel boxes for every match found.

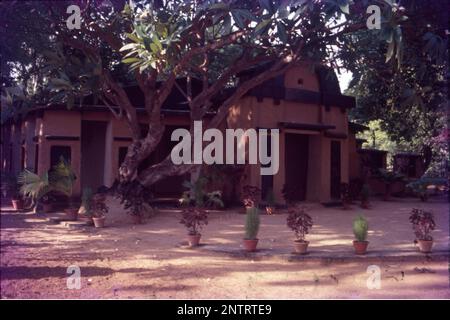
[81,121,107,191]
[330,140,341,199]
[284,133,309,201]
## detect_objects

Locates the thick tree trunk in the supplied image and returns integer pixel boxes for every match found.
[118,124,165,183]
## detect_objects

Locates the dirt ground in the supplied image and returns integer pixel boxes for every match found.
[1,196,449,299]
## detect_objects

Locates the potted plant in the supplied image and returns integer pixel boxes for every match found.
[341,183,351,210]
[265,189,276,215]
[91,193,108,228]
[179,207,208,247]
[287,205,313,254]
[243,206,260,252]
[409,208,435,253]
[353,215,369,254]
[17,158,75,215]
[9,176,24,210]
[17,170,51,213]
[377,169,404,201]
[360,184,370,209]
[117,181,151,224]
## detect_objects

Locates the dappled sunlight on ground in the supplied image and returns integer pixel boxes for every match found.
[1,195,449,298]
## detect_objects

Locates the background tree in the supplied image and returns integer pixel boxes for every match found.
[339,0,449,176]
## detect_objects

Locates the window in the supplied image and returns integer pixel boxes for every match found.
[50,146,71,169]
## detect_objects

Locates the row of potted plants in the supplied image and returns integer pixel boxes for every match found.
[178,181,437,255]
[181,205,436,255]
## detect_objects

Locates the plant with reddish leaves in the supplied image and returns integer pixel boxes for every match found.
[180,207,209,236]
[286,206,313,242]
[409,208,435,241]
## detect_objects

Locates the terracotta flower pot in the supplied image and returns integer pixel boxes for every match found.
[11,199,24,211]
[353,240,369,255]
[188,234,201,247]
[293,240,309,254]
[265,206,275,215]
[131,214,142,225]
[42,203,52,213]
[417,239,433,253]
[64,208,78,221]
[243,239,259,252]
[92,216,106,228]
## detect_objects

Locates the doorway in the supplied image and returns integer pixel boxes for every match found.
[284,133,309,201]
[81,121,107,192]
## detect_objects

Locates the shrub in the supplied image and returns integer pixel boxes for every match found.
[409,208,435,241]
[180,177,224,209]
[286,206,313,242]
[353,215,369,242]
[180,207,209,235]
[244,207,260,240]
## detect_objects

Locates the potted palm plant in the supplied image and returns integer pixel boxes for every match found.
[180,207,208,247]
[360,184,370,209]
[18,170,52,213]
[409,208,435,253]
[243,206,260,252]
[287,205,313,254]
[353,215,369,254]
[91,193,108,228]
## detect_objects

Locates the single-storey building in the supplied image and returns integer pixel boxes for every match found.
[1,62,360,204]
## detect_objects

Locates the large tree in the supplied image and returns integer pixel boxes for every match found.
[1,0,411,195]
